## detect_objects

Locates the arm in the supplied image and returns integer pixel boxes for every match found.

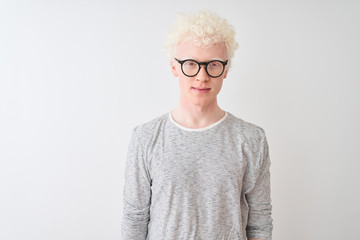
[246,129,273,240]
[121,130,151,240]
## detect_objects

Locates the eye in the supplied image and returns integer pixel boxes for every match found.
[209,61,221,67]
[184,60,197,68]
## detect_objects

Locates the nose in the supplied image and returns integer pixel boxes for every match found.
[196,65,210,82]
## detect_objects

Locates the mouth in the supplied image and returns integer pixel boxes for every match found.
[192,87,211,93]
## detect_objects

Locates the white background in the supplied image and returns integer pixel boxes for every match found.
[1,0,359,239]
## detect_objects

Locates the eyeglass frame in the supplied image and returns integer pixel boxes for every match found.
[174,58,228,78]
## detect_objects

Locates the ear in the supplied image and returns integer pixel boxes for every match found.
[223,68,229,79]
[222,59,230,79]
[170,59,179,77]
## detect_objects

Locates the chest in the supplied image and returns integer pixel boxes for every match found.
[147,132,247,192]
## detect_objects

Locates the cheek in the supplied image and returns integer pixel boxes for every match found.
[178,78,188,90]
[179,78,194,94]
[212,82,224,96]
[215,80,224,90]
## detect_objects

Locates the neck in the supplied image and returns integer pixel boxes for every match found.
[171,99,225,129]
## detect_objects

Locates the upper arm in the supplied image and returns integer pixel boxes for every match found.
[245,129,273,240]
[121,129,152,240]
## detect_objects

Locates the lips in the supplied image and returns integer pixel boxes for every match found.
[192,87,211,93]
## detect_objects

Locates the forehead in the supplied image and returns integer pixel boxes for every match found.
[175,41,228,61]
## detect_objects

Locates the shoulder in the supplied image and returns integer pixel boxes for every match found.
[133,113,168,133]
[226,113,269,169]
[131,113,169,145]
[225,112,266,142]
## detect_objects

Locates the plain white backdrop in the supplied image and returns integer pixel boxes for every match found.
[1,0,359,239]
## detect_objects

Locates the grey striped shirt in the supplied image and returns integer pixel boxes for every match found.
[122,112,273,239]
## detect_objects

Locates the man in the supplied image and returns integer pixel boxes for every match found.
[122,10,273,240]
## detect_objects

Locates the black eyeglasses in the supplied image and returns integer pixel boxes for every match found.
[175,58,228,78]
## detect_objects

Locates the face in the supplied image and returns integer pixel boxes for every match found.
[171,41,229,109]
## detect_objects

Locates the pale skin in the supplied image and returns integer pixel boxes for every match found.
[170,41,264,240]
[170,41,228,128]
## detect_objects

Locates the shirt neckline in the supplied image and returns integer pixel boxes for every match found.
[168,111,228,132]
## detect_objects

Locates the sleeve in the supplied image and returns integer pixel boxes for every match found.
[121,129,152,240]
[245,129,273,240]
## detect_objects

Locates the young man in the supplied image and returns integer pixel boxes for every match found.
[122,10,273,240]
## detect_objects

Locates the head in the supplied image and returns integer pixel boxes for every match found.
[164,10,238,109]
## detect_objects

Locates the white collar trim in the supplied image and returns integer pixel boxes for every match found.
[169,112,228,132]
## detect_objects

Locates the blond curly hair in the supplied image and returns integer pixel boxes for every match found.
[163,10,239,60]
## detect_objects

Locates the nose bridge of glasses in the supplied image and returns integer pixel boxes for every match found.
[198,62,209,73]
[199,62,210,73]
[196,63,210,80]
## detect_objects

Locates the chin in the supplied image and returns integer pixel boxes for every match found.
[191,98,214,108]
